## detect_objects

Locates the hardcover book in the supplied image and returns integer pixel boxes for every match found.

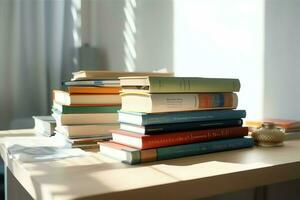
[55,123,118,138]
[118,110,246,126]
[62,80,120,87]
[72,70,173,81]
[111,127,249,149]
[68,86,120,94]
[53,90,121,106]
[52,111,118,125]
[121,92,238,113]
[100,137,254,165]
[120,76,240,93]
[52,102,120,114]
[53,131,111,149]
[120,119,243,134]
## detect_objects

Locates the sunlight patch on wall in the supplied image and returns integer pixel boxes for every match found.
[71,0,81,48]
[123,0,137,72]
[71,0,81,68]
[174,0,265,119]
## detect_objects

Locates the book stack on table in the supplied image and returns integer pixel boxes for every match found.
[100,76,254,164]
[52,71,173,149]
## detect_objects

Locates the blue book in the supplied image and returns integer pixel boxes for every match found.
[62,80,120,87]
[100,137,254,165]
[120,119,243,134]
[118,110,246,125]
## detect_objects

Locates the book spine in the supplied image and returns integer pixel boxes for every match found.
[149,77,240,93]
[150,93,237,112]
[141,127,248,149]
[61,106,121,114]
[144,119,243,134]
[125,137,254,164]
[68,88,120,94]
[155,137,254,161]
[142,110,246,125]
[56,113,119,125]
[127,150,141,165]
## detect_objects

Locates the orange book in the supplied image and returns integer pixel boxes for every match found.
[245,119,300,132]
[68,87,120,94]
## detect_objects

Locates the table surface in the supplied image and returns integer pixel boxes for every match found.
[1,129,300,200]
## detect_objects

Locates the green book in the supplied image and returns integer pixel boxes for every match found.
[52,102,121,114]
[120,76,240,93]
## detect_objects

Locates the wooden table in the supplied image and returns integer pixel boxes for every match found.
[1,129,300,200]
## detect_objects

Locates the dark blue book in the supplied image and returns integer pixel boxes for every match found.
[100,137,254,165]
[120,119,243,134]
[118,110,246,126]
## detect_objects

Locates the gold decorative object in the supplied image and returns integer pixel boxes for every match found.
[251,122,284,147]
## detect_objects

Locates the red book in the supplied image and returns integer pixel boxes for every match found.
[111,127,249,149]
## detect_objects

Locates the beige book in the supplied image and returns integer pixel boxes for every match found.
[121,93,238,113]
[72,70,173,80]
[55,124,119,138]
[53,90,121,106]
[52,112,118,125]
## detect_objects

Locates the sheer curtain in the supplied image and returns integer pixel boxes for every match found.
[0,0,79,130]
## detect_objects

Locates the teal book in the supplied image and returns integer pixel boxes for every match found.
[53,102,121,114]
[62,80,120,87]
[118,109,246,125]
[100,137,254,165]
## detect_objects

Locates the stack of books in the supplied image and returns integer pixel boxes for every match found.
[100,76,254,164]
[52,88,121,149]
[52,71,173,149]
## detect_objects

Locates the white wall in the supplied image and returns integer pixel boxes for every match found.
[173,1,300,198]
[174,0,265,120]
[82,0,300,122]
[263,0,300,119]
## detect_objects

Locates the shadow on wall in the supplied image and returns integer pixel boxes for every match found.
[83,0,173,72]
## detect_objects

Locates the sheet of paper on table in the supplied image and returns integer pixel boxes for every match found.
[2,136,88,162]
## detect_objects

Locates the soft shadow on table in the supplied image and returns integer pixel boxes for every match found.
[9,157,132,199]
[5,144,134,199]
